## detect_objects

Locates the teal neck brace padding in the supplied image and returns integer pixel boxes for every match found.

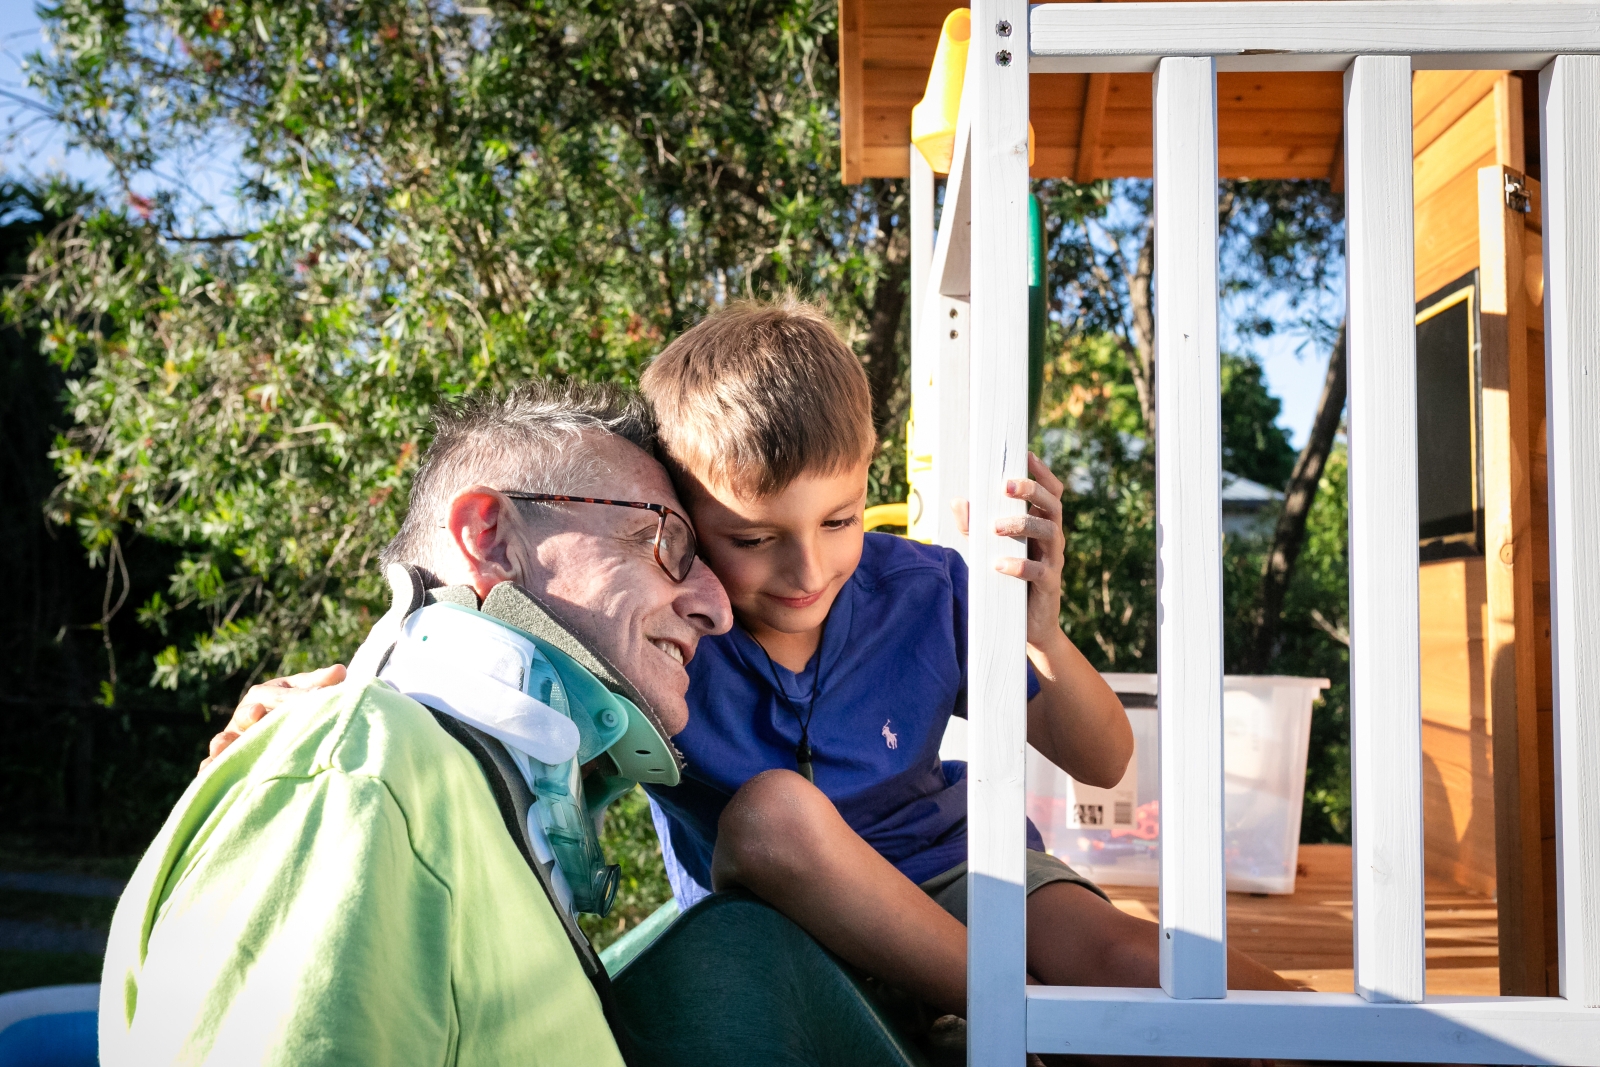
[377,563,685,780]
[376,564,682,916]
[478,581,685,773]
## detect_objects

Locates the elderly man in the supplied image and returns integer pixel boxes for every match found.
[99,383,732,1066]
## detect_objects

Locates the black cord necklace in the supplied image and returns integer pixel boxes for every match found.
[751,615,830,784]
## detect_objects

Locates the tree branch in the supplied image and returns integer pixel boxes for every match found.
[861,189,910,438]
[1126,216,1156,431]
[164,232,253,244]
[1245,318,1347,671]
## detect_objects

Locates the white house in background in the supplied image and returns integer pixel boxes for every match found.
[1221,471,1282,539]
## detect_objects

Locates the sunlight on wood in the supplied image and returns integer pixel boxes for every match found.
[1104,844,1500,995]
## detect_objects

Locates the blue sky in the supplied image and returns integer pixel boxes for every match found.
[1224,287,1342,450]
[2,3,1335,447]
[1,4,114,188]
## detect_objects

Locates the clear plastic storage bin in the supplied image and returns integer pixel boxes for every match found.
[940,672,1328,894]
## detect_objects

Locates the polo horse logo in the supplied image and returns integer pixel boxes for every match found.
[882,720,898,750]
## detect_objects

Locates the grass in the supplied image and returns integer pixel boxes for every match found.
[0,950,103,994]
[579,786,673,952]
[0,887,115,995]
[0,890,116,931]
[0,840,139,881]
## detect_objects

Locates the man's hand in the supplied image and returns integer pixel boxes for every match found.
[952,452,1068,649]
[200,665,346,773]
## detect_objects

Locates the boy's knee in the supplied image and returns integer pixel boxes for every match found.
[713,770,834,888]
[721,769,832,847]
[1026,882,1161,986]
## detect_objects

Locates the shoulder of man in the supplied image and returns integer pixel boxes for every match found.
[195,678,497,860]
[112,681,489,947]
[184,679,476,804]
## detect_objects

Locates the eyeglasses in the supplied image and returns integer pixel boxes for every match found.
[499,492,700,583]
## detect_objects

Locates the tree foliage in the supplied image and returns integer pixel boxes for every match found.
[4,1,1355,868]
[1035,177,1352,841]
[1220,351,1297,490]
[13,0,910,700]
[1039,332,1155,669]
[1,183,238,854]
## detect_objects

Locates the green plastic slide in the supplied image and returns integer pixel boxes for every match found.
[610,891,932,1067]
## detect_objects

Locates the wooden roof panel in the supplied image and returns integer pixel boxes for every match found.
[1096,144,1342,180]
[840,0,1347,183]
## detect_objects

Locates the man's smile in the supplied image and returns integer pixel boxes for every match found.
[651,638,688,665]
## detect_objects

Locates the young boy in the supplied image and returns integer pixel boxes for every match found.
[637,297,1291,1013]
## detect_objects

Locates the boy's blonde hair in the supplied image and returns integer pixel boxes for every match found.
[640,296,876,498]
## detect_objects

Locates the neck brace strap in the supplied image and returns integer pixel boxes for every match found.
[370,564,681,917]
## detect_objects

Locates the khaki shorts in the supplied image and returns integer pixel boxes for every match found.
[919,850,1108,925]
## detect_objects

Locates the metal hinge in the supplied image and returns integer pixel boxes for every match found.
[1505,172,1531,214]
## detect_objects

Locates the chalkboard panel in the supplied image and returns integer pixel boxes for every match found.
[1415,272,1482,558]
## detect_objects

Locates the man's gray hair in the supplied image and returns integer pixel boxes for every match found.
[382,380,657,569]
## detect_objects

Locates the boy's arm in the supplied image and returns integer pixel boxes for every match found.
[200,665,346,771]
[105,771,455,1066]
[1024,628,1133,787]
[985,453,1133,787]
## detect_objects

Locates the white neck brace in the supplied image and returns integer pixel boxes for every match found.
[377,603,581,766]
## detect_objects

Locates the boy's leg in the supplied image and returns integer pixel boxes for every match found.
[1023,881,1297,991]
[712,770,1296,1017]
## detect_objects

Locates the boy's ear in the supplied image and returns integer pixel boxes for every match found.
[447,487,521,600]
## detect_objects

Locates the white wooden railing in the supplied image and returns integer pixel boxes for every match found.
[908,2,1600,1063]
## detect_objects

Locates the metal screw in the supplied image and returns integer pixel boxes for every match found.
[1504,173,1531,214]
[996,19,1012,36]
[949,329,959,339]
[948,307,958,318]
[995,49,1012,66]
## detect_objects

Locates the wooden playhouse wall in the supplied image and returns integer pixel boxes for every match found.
[1410,69,1556,995]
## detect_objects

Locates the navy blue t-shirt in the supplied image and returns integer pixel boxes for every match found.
[645,533,1043,898]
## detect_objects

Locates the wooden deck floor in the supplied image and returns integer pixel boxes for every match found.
[1104,844,1500,994]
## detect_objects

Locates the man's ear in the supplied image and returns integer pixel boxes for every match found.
[447,487,522,600]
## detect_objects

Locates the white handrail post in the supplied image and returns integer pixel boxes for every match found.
[908,142,936,542]
[934,283,973,553]
[1343,53,1426,1005]
[966,0,1031,1061]
[1153,53,1227,1001]
[1027,2,1600,72]
[1539,53,1600,1011]
[924,118,973,552]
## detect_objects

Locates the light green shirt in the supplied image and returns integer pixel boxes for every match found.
[100,679,625,1067]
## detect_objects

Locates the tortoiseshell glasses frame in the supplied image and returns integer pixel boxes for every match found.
[499,491,699,583]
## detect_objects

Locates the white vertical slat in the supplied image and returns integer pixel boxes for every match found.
[965,0,1031,1061]
[915,115,972,550]
[907,143,937,543]
[910,145,934,343]
[934,294,971,553]
[1343,54,1426,1005]
[1540,53,1600,1011]
[1152,54,1227,1001]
